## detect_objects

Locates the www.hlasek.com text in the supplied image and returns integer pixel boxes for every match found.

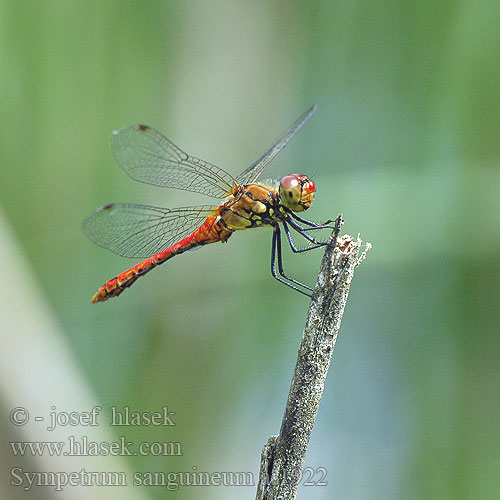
[10,436,181,457]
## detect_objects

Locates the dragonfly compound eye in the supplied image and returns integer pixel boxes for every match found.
[279,174,315,212]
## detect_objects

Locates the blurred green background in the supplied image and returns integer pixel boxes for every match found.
[1,1,499,499]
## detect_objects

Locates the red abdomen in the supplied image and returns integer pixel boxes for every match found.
[91,216,230,303]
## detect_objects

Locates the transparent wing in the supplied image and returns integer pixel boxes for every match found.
[235,105,317,186]
[82,203,217,259]
[111,124,237,198]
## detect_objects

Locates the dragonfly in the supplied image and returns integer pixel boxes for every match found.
[83,105,332,303]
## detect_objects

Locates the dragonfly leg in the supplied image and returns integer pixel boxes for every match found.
[275,226,314,291]
[282,220,326,254]
[289,211,335,228]
[271,227,312,297]
[286,218,327,247]
[296,224,335,232]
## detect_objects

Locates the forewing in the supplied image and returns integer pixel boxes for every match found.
[111,124,236,198]
[235,105,317,185]
[82,203,216,259]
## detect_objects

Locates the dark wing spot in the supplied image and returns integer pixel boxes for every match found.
[137,124,149,131]
[102,203,115,210]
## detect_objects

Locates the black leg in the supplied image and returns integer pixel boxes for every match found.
[289,211,335,228]
[282,220,326,254]
[296,224,335,232]
[275,226,313,291]
[271,227,312,297]
[287,217,326,246]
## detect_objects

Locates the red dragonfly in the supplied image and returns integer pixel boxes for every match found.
[83,105,331,303]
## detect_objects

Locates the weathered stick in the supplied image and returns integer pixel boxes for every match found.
[256,216,370,499]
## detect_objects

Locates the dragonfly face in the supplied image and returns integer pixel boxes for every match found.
[279,174,316,212]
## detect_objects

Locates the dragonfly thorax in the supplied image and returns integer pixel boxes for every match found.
[279,174,315,212]
[221,183,278,230]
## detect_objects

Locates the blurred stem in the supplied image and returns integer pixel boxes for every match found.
[256,216,370,500]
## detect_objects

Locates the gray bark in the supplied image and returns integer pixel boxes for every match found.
[256,216,370,499]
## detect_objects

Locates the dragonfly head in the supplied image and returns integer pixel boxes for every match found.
[279,174,315,212]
